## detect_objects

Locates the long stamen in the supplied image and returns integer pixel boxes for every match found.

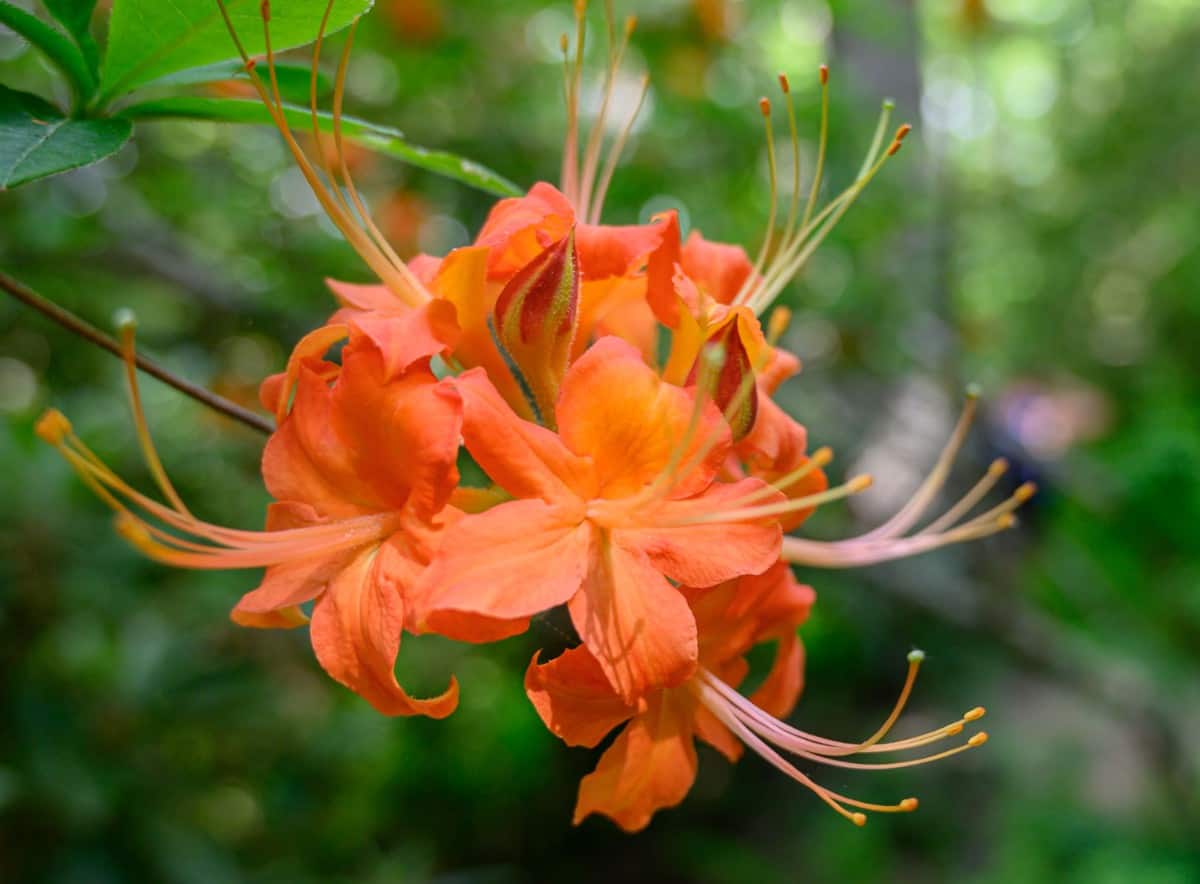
[800,64,830,230]
[692,651,988,826]
[718,446,833,509]
[306,0,355,221]
[781,511,1017,569]
[778,73,803,251]
[214,1,428,307]
[587,69,648,225]
[702,667,985,756]
[577,2,629,220]
[561,0,589,206]
[734,97,779,306]
[858,388,979,542]
[922,457,1008,534]
[38,414,390,553]
[669,474,871,526]
[648,343,768,504]
[629,342,724,507]
[115,312,191,517]
[749,108,906,315]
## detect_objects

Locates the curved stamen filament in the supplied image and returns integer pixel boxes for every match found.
[720,446,833,510]
[702,667,985,756]
[587,71,649,225]
[782,389,1035,569]
[37,404,395,567]
[748,107,906,315]
[692,652,987,826]
[741,97,779,298]
[922,457,1008,534]
[213,1,429,308]
[858,389,979,542]
[561,0,589,206]
[116,314,190,518]
[778,73,803,252]
[673,475,871,526]
[781,511,1016,568]
[577,2,631,221]
[801,64,830,231]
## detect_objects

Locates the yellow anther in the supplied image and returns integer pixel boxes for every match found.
[968,732,989,748]
[964,706,986,721]
[35,409,73,446]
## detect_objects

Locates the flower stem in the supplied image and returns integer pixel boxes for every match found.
[0,270,274,436]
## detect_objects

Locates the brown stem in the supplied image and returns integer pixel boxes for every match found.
[0,270,274,436]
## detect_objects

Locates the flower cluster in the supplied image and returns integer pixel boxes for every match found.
[37,1,1031,831]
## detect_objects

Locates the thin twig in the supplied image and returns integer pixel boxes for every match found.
[0,270,274,435]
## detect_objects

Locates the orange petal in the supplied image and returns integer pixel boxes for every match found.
[262,364,375,520]
[309,546,458,718]
[736,395,827,531]
[408,253,442,286]
[623,478,783,588]
[576,220,666,280]
[568,533,698,703]
[475,182,574,280]
[264,344,462,520]
[749,632,806,720]
[574,276,658,364]
[230,605,308,629]
[417,499,591,621]
[757,346,801,395]
[258,323,348,420]
[431,244,531,419]
[325,278,400,313]
[344,298,460,382]
[525,646,639,748]
[680,229,756,305]
[331,340,462,518]
[557,336,729,499]
[573,692,698,832]
[646,210,682,328]
[454,368,595,503]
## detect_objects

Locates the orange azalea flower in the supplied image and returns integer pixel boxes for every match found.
[36,316,510,718]
[415,335,797,702]
[527,562,988,831]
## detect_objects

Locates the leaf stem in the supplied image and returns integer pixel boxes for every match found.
[0,270,273,435]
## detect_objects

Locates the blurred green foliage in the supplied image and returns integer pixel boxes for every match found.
[1,0,1198,881]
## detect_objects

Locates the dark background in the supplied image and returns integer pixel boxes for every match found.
[2,0,1199,881]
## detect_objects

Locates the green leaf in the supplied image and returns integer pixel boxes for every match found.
[129,60,333,105]
[119,96,522,198]
[97,0,374,106]
[0,85,131,188]
[0,2,96,105]
[42,0,100,76]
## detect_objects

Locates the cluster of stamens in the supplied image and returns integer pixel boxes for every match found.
[695,650,987,826]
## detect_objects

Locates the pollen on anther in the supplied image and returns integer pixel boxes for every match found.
[819,64,829,85]
[778,72,791,94]
[968,732,989,747]
[851,812,867,827]
[899,798,919,811]
[848,474,874,493]
[907,649,926,664]
[964,706,986,721]
[759,97,772,116]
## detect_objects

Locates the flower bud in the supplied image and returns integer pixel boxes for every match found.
[492,227,580,424]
